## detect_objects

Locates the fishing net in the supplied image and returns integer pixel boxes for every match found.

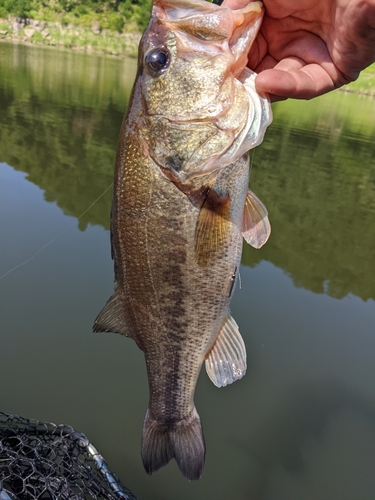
[0,412,137,500]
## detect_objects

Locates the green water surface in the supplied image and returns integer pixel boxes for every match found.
[1,42,375,500]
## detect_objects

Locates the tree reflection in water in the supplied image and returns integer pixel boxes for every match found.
[1,41,374,300]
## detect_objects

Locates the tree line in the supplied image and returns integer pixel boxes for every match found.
[0,0,152,31]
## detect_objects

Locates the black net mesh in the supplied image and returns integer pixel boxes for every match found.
[0,412,137,500]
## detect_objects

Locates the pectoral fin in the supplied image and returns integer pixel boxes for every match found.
[93,287,130,337]
[205,315,247,387]
[242,189,271,249]
[195,189,231,268]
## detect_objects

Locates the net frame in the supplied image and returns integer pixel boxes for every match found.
[0,412,137,500]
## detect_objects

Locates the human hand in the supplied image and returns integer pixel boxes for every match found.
[224,0,375,101]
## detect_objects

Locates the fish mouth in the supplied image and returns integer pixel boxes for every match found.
[154,0,263,77]
[144,0,265,121]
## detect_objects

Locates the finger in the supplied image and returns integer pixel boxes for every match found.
[254,55,304,73]
[255,58,307,101]
[221,0,249,8]
[253,54,278,72]
[247,34,268,70]
[273,57,306,71]
[255,64,336,100]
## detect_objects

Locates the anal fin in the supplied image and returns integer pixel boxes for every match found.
[205,315,247,388]
[93,287,130,337]
[242,188,271,249]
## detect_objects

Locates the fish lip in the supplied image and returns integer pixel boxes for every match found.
[228,2,264,77]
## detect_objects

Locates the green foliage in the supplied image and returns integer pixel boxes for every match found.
[131,0,152,30]
[0,0,33,18]
[0,0,152,32]
[94,10,125,32]
[31,29,43,40]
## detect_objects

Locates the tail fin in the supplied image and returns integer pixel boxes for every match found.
[141,409,206,481]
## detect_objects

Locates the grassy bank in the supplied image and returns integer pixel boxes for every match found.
[0,0,151,31]
[0,0,148,55]
[0,16,141,56]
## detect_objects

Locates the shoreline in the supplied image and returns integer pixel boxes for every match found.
[1,16,374,97]
[0,17,141,57]
[338,87,375,98]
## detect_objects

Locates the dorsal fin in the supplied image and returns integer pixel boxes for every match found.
[93,287,130,337]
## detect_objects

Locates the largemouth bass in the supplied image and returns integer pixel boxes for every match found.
[94,0,272,481]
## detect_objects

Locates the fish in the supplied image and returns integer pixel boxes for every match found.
[93,0,272,482]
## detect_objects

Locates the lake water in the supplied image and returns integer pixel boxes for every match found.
[1,41,375,500]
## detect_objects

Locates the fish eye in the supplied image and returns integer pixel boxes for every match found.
[145,48,170,76]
